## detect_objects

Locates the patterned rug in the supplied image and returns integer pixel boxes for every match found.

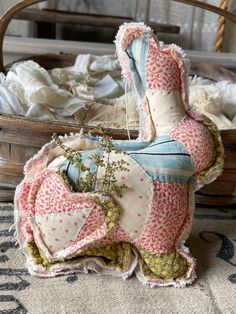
[0,203,235,314]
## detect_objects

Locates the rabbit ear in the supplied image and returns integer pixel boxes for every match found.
[163,43,191,111]
[115,22,154,51]
[115,22,155,84]
[114,22,156,141]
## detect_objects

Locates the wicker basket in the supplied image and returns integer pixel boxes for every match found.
[0,0,236,206]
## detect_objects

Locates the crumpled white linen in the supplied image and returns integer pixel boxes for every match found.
[74,92,139,129]
[52,54,122,98]
[0,84,26,115]
[6,60,85,116]
[73,54,121,78]
[0,55,124,124]
[190,77,236,129]
[0,54,235,130]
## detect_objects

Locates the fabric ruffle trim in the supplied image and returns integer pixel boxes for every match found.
[187,110,224,190]
[22,241,196,288]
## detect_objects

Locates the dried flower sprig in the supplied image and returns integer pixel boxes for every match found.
[52,127,129,196]
[52,134,94,192]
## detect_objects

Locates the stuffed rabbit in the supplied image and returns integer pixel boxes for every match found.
[14,23,223,287]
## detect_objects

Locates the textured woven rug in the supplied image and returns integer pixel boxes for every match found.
[0,203,235,314]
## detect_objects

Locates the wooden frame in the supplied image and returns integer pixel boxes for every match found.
[14,9,180,34]
[172,0,236,23]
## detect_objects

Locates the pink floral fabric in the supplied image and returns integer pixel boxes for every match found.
[119,25,151,51]
[146,37,181,93]
[17,171,191,256]
[35,171,97,216]
[171,114,215,174]
[137,181,189,253]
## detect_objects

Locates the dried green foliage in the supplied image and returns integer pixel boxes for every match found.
[52,133,93,193]
[52,126,129,196]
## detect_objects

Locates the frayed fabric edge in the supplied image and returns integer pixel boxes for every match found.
[19,242,196,288]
